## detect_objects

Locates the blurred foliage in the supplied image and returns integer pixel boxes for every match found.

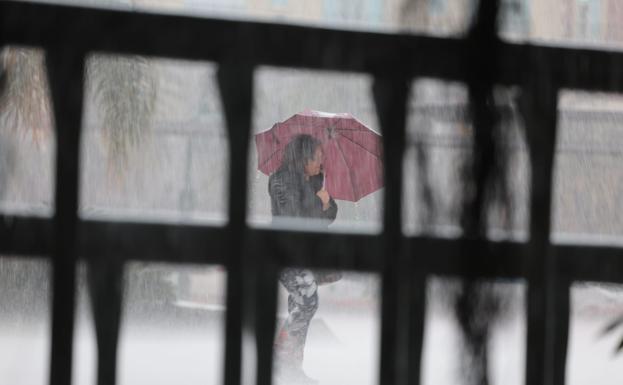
[601,315,623,354]
[87,54,158,173]
[0,47,53,143]
[0,48,158,183]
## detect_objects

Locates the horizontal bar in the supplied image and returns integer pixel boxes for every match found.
[0,1,462,76]
[4,215,623,283]
[0,215,53,256]
[246,227,383,271]
[80,219,229,265]
[556,244,623,283]
[2,1,623,92]
[407,237,526,279]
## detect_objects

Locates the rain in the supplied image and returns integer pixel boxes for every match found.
[2,1,623,385]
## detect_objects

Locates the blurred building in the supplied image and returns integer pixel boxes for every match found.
[528,0,623,46]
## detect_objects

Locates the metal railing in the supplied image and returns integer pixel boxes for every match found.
[2,1,623,385]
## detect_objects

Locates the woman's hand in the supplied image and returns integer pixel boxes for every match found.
[316,189,331,211]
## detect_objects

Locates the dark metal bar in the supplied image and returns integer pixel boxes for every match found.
[552,278,570,385]
[7,216,623,284]
[412,238,526,279]
[247,228,382,271]
[0,215,53,256]
[405,251,426,385]
[373,75,409,385]
[3,215,623,279]
[254,253,278,385]
[88,258,123,385]
[0,1,461,76]
[79,220,228,265]
[455,2,504,383]
[462,0,500,238]
[46,49,85,385]
[557,244,623,283]
[217,59,253,385]
[403,81,427,385]
[3,2,623,92]
[520,67,560,385]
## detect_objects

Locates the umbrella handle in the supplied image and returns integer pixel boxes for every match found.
[322,171,326,190]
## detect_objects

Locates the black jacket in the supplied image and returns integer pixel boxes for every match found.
[268,168,338,225]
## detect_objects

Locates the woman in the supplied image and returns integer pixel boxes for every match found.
[269,134,341,384]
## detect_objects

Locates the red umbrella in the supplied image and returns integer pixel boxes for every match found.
[255,110,383,202]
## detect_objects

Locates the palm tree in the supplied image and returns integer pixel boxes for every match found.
[0,47,158,184]
[0,47,52,142]
[86,54,158,173]
[0,47,53,201]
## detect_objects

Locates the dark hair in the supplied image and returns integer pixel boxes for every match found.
[280,134,322,174]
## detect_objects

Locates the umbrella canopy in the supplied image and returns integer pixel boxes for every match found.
[255,110,383,202]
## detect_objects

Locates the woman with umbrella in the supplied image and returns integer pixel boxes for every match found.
[269,134,337,223]
[257,110,384,384]
[269,134,340,384]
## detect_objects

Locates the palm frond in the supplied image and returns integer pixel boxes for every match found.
[0,47,53,142]
[599,314,623,356]
[601,315,623,336]
[86,55,158,173]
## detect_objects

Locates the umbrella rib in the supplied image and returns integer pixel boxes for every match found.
[334,126,381,135]
[335,138,360,201]
[335,132,382,158]
[258,147,282,171]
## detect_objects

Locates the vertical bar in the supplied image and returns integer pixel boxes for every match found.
[217,60,254,385]
[520,67,560,385]
[255,256,278,385]
[404,83,426,385]
[406,260,426,385]
[463,0,500,236]
[373,75,409,385]
[46,49,85,385]
[552,278,570,385]
[88,258,123,385]
[455,2,502,384]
